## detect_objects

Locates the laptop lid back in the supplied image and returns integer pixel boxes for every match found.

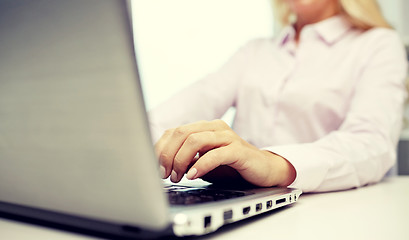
[0,0,169,231]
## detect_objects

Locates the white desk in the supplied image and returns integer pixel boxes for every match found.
[1,176,408,240]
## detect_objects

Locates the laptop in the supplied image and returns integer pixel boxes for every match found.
[0,0,302,238]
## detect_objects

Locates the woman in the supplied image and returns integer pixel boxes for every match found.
[150,0,408,192]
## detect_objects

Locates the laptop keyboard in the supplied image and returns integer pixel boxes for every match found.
[164,185,248,205]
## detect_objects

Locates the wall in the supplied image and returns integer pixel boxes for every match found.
[378,0,409,44]
[131,0,274,110]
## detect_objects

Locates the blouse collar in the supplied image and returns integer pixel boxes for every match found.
[277,15,353,46]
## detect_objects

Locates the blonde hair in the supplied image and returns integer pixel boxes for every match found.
[273,0,391,30]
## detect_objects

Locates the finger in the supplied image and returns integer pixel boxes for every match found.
[172,131,232,182]
[167,120,229,150]
[186,145,238,180]
[158,120,230,180]
[154,128,175,179]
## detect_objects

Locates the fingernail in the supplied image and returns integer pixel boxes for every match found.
[186,168,198,180]
[159,165,166,179]
[170,170,178,182]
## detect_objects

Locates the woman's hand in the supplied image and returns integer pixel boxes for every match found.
[155,120,296,187]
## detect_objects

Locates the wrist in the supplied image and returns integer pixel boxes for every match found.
[262,150,296,187]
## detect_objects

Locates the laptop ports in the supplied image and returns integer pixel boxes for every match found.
[242,206,251,215]
[276,198,286,205]
[204,216,211,229]
[223,210,233,222]
[256,203,262,212]
[266,200,273,209]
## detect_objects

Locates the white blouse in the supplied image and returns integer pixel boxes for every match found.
[149,16,408,192]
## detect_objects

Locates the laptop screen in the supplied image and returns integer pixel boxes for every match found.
[0,0,169,230]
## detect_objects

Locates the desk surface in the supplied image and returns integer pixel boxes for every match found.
[1,176,409,240]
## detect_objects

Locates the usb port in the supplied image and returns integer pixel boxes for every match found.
[242,206,251,215]
[256,203,262,212]
[266,200,272,209]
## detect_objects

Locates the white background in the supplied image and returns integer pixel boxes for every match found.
[131,0,274,111]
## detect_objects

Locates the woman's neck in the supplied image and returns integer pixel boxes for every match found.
[294,4,341,43]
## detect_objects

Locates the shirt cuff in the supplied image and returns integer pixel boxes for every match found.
[263,143,329,192]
